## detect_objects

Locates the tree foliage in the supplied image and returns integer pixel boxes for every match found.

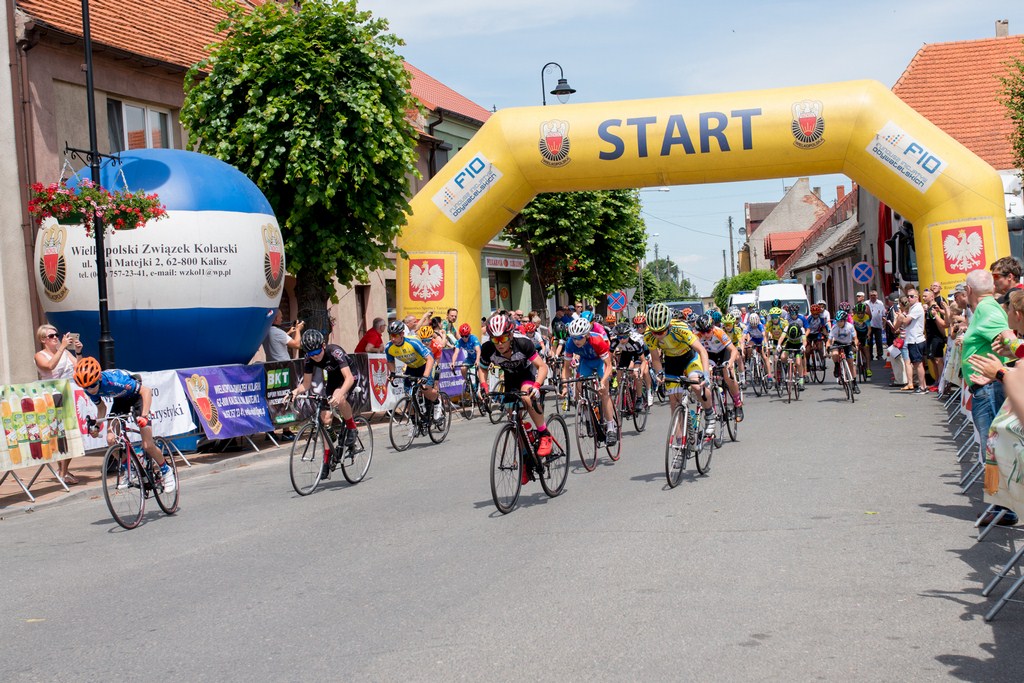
[644,257,698,301]
[180,0,420,321]
[504,190,647,305]
[1000,51,1024,179]
[711,269,776,311]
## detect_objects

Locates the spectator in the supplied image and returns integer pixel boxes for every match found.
[866,290,886,360]
[441,308,459,347]
[953,283,971,324]
[572,302,584,319]
[892,295,914,390]
[261,310,303,362]
[402,310,432,336]
[992,256,1024,308]
[34,324,83,485]
[354,318,386,353]
[961,269,1011,459]
[899,287,927,393]
[920,289,945,391]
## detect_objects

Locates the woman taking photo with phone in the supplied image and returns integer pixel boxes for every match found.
[33,324,83,484]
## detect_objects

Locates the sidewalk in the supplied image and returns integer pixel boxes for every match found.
[0,436,290,513]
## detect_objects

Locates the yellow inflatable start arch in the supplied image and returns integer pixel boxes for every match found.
[397,80,1008,318]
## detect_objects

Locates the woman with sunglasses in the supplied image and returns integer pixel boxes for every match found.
[291,329,361,477]
[477,315,553,459]
[34,324,83,484]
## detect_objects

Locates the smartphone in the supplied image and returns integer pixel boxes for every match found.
[70,333,80,342]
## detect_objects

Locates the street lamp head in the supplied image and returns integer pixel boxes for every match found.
[551,78,576,104]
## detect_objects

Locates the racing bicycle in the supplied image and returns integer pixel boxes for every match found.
[564,375,621,471]
[388,374,453,450]
[662,374,713,488]
[289,391,373,495]
[99,413,179,530]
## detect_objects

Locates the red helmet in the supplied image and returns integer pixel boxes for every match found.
[458,323,472,337]
[522,322,536,334]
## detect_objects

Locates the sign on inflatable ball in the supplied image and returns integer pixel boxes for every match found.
[34,149,285,372]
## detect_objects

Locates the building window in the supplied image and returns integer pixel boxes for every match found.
[108,99,172,152]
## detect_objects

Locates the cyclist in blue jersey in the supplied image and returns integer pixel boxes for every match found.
[74,357,175,493]
[804,302,831,361]
[826,310,860,393]
[561,317,618,445]
[744,312,769,376]
[451,323,482,386]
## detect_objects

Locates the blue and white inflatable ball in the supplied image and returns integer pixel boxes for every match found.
[34,149,284,372]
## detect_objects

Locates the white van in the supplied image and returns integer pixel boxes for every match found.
[727,291,756,311]
[754,280,810,316]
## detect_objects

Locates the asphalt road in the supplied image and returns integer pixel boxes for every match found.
[3,364,1022,681]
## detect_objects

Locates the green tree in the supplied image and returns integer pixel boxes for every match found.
[180,0,420,328]
[645,254,698,301]
[711,269,776,311]
[505,190,647,312]
[1000,51,1024,176]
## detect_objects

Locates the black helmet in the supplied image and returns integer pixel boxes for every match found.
[613,322,632,337]
[301,328,325,352]
[694,314,713,333]
[771,298,782,309]
[387,320,405,335]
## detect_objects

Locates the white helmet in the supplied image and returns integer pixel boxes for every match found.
[487,314,512,337]
[567,317,592,337]
[747,313,761,326]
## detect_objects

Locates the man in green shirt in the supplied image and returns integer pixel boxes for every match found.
[961,269,1010,464]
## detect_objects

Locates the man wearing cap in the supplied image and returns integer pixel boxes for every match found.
[866,290,886,360]
[953,283,971,324]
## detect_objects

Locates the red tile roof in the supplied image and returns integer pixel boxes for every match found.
[776,187,859,276]
[764,230,812,259]
[17,1,490,124]
[893,35,1024,170]
[405,62,491,124]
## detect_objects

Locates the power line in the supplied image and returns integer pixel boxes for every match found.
[642,210,728,240]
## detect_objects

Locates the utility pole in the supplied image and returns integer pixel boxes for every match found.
[722,249,727,279]
[727,216,736,278]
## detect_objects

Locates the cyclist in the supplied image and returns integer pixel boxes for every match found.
[763,307,787,385]
[418,322,445,362]
[291,330,361,474]
[521,321,546,357]
[779,305,807,390]
[851,302,872,378]
[826,310,860,393]
[561,317,619,446]
[550,320,569,358]
[643,303,714,438]
[804,302,831,362]
[816,299,831,322]
[75,357,176,493]
[721,313,746,388]
[611,321,652,410]
[452,323,482,387]
[743,312,769,382]
[693,314,744,421]
[383,320,443,423]
[477,315,554,477]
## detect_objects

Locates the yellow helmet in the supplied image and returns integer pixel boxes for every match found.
[417,326,434,340]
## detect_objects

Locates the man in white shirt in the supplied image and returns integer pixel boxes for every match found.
[866,290,887,360]
[899,287,927,393]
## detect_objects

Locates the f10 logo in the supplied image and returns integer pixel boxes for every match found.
[453,155,488,189]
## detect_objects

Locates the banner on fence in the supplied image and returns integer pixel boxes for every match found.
[438,349,466,398]
[1,379,84,473]
[264,360,304,426]
[366,353,399,411]
[177,365,273,439]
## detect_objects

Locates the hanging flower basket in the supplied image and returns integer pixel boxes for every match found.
[27,179,167,236]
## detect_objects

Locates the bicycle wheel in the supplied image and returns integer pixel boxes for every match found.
[490,423,522,514]
[605,399,622,462]
[857,352,868,383]
[459,382,473,420]
[539,414,570,497]
[655,377,667,404]
[632,385,649,432]
[389,396,416,451]
[665,406,687,488]
[774,359,784,398]
[810,347,825,384]
[428,394,453,443]
[341,415,373,484]
[723,391,738,442]
[575,396,598,472]
[793,362,801,401]
[152,437,180,515]
[692,407,713,475]
[488,380,506,424]
[846,361,856,403]
[290,422,326,495]
[750,356,764,397]
[711,386,725,449]
[102,444,145,529]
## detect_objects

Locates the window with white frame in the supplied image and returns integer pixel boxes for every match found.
[107,98,172,152]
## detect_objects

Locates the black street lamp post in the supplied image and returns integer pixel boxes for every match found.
[540,62,576,106]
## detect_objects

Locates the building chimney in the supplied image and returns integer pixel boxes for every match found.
[812,186,821,198]
[837,185,846,202]
[997,19,1009,37]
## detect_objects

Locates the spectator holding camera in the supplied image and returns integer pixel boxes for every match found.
[34,323,84,484]
[262,309,303,362]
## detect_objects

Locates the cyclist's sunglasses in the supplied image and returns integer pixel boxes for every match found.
[491,334,511,344]
[305,347,324,358]
[570,334,588,341]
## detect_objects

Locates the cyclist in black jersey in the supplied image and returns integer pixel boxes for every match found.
[610,322,652,407]
[291,329,360,447]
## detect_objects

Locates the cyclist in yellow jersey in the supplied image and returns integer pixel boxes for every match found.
[383,320,441,419]
[643,303,714,435]
[722,313,745,387]
[763,306,787,384]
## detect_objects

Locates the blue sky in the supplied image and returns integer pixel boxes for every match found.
[360,0,1024,294]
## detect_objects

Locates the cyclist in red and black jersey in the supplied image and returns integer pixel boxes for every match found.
[291,329,360,448]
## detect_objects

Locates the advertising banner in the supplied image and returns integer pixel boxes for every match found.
[366,353,399,412]
[177,365,273,439]
[438,349,466,398]
[1,380,85,473]
[264,360,303,426]
[346,354,372,414]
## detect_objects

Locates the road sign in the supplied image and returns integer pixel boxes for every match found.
[607,290,627,312]
[852,261,874,284]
